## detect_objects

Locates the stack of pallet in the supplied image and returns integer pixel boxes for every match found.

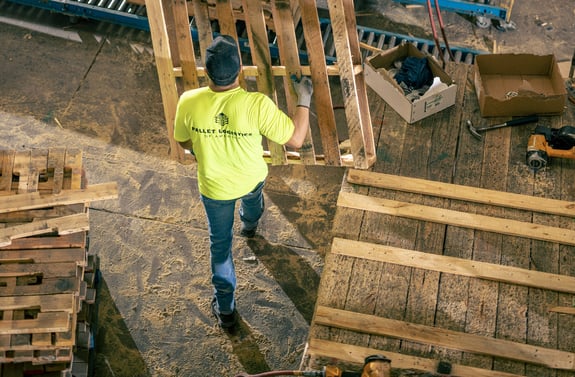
[0,149,117,377]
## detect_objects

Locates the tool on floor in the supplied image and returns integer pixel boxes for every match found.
[466,115,539,140]
[234,355,391,377]
[526,125,575,171]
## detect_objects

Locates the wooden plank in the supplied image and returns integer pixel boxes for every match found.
[191,0,213,59]
[0,213,90,247]
[434,63,481,366]
[0,232,86,250]
[144,0,186,162]
[31,332,52,347]
[272,0,316,164]
[242,0,287,165]
[0,262,79,278]
[171,0,199,91]
[63,148,83,190]
[337,191,575,246]
[0,150,15,193]
[556,104,575,377]
[331,237,575,294]
[465,111,512,369]
[549,306,575,315]
[326,0,375,169]
[0,312,70,335]
[0,294,75,312]
[0,203,84,223]
[13,150,31,194]
[297,0,340,166]
[314,306,575,370]
[0,182,118,213]
[47,148,65,194]
[0,277,79,297]
[307,338,527,377]
[29,149,48,195]
[347,169,575,218]
[339,0,375,169]
[0,248,86,264]
[183,65,343,78]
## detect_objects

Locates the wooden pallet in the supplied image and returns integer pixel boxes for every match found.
[0,148,117,376]
[303,169,575,376]
[144,0,376,169]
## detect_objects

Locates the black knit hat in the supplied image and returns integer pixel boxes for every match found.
[205,35,241,86]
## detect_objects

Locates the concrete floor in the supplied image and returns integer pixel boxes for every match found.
[1,1,574,375]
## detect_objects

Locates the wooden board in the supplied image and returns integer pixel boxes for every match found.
[297,0,340,166]
[242,0,287,165]
[326,0,375,169]
[331,237,575,294]
[337,191,575,246]
[314,306,575,371]
[346,169,575,218]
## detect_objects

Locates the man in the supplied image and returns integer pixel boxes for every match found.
[173,35,313,330]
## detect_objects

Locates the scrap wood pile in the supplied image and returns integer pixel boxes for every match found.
[0,148,117,377]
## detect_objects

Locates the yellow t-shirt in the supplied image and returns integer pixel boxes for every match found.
[174,86,295,200]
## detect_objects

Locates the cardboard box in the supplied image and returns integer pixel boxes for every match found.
[364,43,457,124]
[474,53,567,117]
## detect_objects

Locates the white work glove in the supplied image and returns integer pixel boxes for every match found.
[291,75,313,108]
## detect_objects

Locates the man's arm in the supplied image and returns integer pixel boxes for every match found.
[284,106,310,149]
[178,140,194,153]
[285,76,313,149]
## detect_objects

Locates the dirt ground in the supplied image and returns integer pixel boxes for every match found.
[0,1,574,376]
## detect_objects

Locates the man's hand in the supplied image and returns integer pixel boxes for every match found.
[291,75,313,108]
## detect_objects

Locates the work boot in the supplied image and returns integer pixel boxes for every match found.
[240,223,257,238]
[211,297,238,329]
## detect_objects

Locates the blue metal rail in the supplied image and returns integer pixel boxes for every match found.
[393,0,511,21]
[2,0,486,64]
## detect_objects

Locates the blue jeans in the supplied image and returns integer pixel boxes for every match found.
[200,181,265,314]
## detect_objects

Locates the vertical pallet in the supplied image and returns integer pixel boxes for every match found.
[327,0,376,169]
[0,148,117,377]
[146,0,376,169]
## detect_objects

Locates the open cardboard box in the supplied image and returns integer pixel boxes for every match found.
[364,43,457,124]
[474,53,567,117]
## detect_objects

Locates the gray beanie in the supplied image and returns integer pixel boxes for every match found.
[205,35,241,86]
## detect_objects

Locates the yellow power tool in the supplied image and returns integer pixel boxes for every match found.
[526,125,575,171]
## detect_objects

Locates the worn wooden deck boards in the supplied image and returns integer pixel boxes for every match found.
[303,61,575,376]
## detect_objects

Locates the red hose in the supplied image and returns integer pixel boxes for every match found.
[234,371,302,377]
[426,0,442,63]
[434,0,455,61]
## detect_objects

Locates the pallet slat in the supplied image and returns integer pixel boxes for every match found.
[331,237,575,294]
[314,306,575,371]
[347,169,575,218]
[337,191,575,246]
[0,213,90,248]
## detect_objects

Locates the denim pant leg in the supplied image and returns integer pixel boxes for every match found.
[239,181,265,231]
[200,195,237,314]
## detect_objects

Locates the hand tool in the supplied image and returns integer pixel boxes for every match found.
[526,124,575,171]
[466,115,539,141]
